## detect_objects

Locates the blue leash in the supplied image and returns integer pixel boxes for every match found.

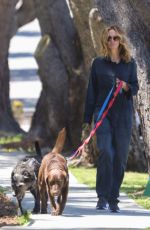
[95,85,114,123]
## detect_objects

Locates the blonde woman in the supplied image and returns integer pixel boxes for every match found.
[83,25,139,212]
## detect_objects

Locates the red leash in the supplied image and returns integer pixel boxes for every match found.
[68,81,123,161]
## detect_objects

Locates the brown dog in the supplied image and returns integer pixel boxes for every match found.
[38,128,69,215]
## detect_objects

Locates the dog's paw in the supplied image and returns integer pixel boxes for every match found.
[51,209,60,216]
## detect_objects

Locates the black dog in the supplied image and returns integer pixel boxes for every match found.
[11,141,42,215]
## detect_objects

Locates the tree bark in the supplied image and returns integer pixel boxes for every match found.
[29,35,69,147]
[29,0,86,149]
[14,0,36,32]
[127,108,147,172]
[129,0,150,173]
[0,0,22,135]
[69,0,95,71]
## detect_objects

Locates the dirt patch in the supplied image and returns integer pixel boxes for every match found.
[0,193,18,227]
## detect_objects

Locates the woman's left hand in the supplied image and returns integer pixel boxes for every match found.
[116,78,129,91]
[122,81,129,91]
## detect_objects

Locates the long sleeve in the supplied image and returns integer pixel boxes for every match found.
[83,59,97,124]
[125,59,139,98]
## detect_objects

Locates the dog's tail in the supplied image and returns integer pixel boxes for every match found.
[52,128,66,154]
[35,140,42,157]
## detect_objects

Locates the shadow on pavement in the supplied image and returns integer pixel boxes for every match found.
[17,31,41,37]
[10,69,39,81]
[9,52,33,58]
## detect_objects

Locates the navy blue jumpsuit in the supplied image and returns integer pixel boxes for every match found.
[84,57,139,203]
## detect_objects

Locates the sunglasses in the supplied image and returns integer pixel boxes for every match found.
[107,36,120,42]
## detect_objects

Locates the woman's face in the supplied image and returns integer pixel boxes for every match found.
[107,29,120,52]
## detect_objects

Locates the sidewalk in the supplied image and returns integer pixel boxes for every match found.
[0,150,150,230]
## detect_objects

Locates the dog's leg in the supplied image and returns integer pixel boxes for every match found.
[17,198,26,215]
[59,186,68,215]
[49,194,59,215]
[30,187,40,214]
[39,182,48,214]
[56,195,62,215]
[38,165,48,214]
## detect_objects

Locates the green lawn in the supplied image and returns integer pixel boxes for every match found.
[0,134,23,144]
[69,167,150,209]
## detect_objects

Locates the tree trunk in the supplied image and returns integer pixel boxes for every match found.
[0,0,22,135]
[13,0,36,35]
[127,108,147,172]
[67,0,100,165]
[69,0,95,71]
[128,0,150,173]
[29,0,86,149]
[29,35,69,147]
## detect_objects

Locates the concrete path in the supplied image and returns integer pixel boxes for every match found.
[0,151,150,230]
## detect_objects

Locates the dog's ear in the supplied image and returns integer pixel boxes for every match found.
[11,171,15,183]
[26,158,40,168]
[62,171,67,178]
[62,171,69,184]
[27,158,37,167]
[45,174,50,186]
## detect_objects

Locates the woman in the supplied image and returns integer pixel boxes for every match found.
[83,25,139,212]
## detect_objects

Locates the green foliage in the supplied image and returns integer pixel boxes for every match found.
[70,167,150,210]
[0,134,23,144]
[122,172,150,209]
[0,134,24,152]
[18,211,30,225]
[0,186,7,193]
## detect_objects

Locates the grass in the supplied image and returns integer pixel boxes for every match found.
[0,134,23,145]
[0,134,35,153]
[69,167,150,210]
[122,172,150,209]
[70,167,96,188]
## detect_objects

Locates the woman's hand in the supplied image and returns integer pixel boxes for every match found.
[122,81,129,91]
[116,78,129,91]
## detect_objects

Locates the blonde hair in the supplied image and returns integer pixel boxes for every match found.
[100,25,131,62]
